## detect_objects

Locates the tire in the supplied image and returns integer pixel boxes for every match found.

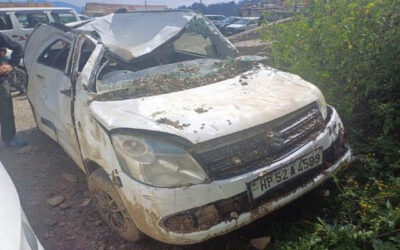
[88,169,144,242]
[12,67,28,94]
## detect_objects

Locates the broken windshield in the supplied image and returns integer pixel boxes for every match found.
[77,12,237,64]
[94,56,267,101]
[92,14,242,98]
[172,17,221,57]
[89,12,251,99]
[122,15,238,67]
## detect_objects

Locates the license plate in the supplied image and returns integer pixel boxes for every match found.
[248,148,323,201]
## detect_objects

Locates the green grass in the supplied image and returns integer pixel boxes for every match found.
[258,0,400,248]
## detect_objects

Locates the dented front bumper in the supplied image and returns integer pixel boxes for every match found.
[118,106,351,244]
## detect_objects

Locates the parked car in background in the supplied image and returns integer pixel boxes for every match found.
[0,161,44,250]
[205,14,225,25]
[0,7,80,95]
[216,16,241,33]
[0,7,80,46]
[225,17,260,35]
[25,10,351,244]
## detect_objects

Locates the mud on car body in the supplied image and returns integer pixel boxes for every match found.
[24,10,351,244]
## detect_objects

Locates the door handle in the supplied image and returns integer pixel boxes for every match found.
[60,88,72,97]
[36,74,45,80]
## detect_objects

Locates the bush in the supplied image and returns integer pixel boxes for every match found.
[261,0,400,248]
[262,0,400,168]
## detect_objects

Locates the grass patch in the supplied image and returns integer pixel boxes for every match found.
[259,0,400,248]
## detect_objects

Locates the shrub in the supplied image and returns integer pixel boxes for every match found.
[262,0,400,168]
[261,0,400,248]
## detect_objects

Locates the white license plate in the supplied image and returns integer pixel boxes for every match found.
[248,148,323,200]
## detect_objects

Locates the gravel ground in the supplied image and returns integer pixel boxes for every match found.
[0,95,327,250]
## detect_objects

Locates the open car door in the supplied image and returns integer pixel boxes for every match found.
[25,24,75,142]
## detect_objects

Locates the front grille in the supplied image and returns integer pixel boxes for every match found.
[163,140,349,233]
[194,103,325,180]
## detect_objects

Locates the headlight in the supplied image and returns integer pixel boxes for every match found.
[310,84,328,120]
[112,134,208,187]
[317,99,328,120]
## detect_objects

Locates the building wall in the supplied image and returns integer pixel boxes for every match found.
[239,9,264,17]
[0,3,52,8]
[238,0,306,18]
[83,2,168,17]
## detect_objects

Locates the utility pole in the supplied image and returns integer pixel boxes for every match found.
[199,0,204,13]
[144,0,148,10]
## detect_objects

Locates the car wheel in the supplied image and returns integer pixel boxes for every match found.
[88,169,144,242]
[13,67,28,94]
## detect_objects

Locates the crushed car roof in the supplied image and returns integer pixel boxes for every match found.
[75,11,197,62]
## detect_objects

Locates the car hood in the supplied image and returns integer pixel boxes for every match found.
[89,66,325,144]
[0,162,23,250]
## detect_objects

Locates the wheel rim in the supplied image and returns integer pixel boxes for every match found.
[93,189,128,232]
[16,71,27,88]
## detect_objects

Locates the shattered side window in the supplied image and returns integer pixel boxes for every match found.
[38,40,71,71]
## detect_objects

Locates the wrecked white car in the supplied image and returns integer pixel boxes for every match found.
[25,11,351,244]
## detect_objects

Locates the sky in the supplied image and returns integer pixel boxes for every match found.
[49,0,238,8]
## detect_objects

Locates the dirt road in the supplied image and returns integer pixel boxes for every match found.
[1,96,327,250]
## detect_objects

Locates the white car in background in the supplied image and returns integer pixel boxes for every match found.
[25,10,351,244]
[216,16,241,32]
[0,7,80,46]
[205,14,225,25]
[225,17,260,35]
[0,8,81,95]
[0,162,44,250]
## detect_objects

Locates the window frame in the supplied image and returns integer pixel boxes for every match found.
[69,34,100,86]
[15,11,50,30]
[51,10,77,24]
[37,39,72,73]
[0,13,13,30]
[77,39,96,73]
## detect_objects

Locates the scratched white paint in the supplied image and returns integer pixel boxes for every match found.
[90,66,326,144]
[161,149,351,244]
[117,108,351,243]
[26,24,75,141]
[25,11,350,245]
